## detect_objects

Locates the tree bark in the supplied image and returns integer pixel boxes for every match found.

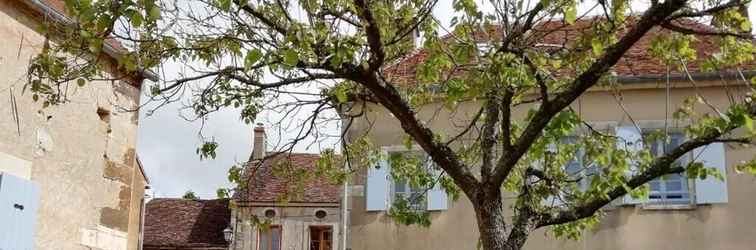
[473,189,519,250]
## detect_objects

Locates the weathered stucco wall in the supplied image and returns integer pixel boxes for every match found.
[0,0,147,249]
[232,205,341,250]
[346,82,756,250]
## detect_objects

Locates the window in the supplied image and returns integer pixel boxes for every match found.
[314,210,327,219]
[258,225,281,250]
[309,226,332,250]
[644,131,691,204]
[561,137,599,191]
[389,151,430,211]
[393,178,427,210]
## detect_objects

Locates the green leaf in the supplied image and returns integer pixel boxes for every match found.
[745,114,753,131]
[218,0,232,11]
[333,85,348,103]
[130,11,143,27]
[282,49,298,66]
[591,39,604,56]
[244,49,263,70]
[564,4,577,24]
[148,6,161,22]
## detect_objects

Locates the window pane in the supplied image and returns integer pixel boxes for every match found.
[259,229,269,250]
[666,181,683,191]
[271,227,281,250]
[565,161,581,175]
[394,180,406,193]
[649,180,661,191]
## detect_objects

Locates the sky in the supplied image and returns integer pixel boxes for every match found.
[136,0,756,199]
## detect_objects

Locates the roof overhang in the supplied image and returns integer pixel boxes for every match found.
[23,0,159,82]
[615,70,756,84]
[234,201,340,207]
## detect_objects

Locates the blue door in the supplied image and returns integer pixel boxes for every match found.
[0,173,40,250]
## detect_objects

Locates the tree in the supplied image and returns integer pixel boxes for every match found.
[26,0,756,249]
[182,190,199,200]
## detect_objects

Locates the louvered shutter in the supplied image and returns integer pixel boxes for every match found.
[426,158,448,211]
[0,173,40,250]
[365,152,390,211]
[693,143,728,204]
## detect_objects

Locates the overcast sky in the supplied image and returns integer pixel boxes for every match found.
[136,0,756,199]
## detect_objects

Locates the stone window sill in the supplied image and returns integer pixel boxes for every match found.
[639,203,696,210]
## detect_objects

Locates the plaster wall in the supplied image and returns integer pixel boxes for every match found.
[0,0,147,249]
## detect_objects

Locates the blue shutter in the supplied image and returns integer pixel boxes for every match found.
[694,143,728,204]
[426,159,448,211]
[0,173,40,250]
[365,153,389,211]
[615,126,645,204]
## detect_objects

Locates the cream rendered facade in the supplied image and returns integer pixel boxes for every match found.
[344,80,756,250]
[0,0,150,249]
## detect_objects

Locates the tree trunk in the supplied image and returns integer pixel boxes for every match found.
[473,188,524,250]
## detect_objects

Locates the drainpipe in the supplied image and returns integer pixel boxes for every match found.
[341,173,348,250]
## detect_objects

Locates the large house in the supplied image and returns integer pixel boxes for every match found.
[343,19,756,250]
[0,0,155,249]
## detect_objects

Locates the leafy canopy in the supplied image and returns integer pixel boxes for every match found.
[26,0,756,248]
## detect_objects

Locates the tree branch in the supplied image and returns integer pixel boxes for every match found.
[537,106,755,227]
[354,0,385,70]
[490,0,689,187]
[348,70,481,197]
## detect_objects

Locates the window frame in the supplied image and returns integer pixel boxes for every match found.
[309,225,333,250]
[257,225,282,250]
[384,146,433,211]
[641,129,696,207]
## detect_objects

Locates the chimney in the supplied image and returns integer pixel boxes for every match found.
[252,123,266,160]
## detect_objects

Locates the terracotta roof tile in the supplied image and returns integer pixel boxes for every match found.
[143,198,230,249]
[235,153,341,204]
[384,18,755,86]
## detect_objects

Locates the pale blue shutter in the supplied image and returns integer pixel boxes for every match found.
[426,159,448,211]
[365,153,390,211]
[694,143,728,204]
[616,126,645,204]
[0,173,40,250]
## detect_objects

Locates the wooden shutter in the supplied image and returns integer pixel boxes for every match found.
[0,173,40,250]
[365,152,390,211]
[693,143,728,204]
[615,126,645,204]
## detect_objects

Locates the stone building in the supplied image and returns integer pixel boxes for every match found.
[343,19,756,250]
[0,0,155,249]
[229,125,344,250]
[143,198,231,250]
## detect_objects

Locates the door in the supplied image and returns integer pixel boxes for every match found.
[309,226,332,250]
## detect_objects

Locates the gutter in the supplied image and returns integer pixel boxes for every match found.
[24,0,159,82]
[615,70,756,84]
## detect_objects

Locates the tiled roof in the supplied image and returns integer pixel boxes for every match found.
[38,0,129,53]
[384,17,755,85]
[234,153,341,204]
[143,198,230,249]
